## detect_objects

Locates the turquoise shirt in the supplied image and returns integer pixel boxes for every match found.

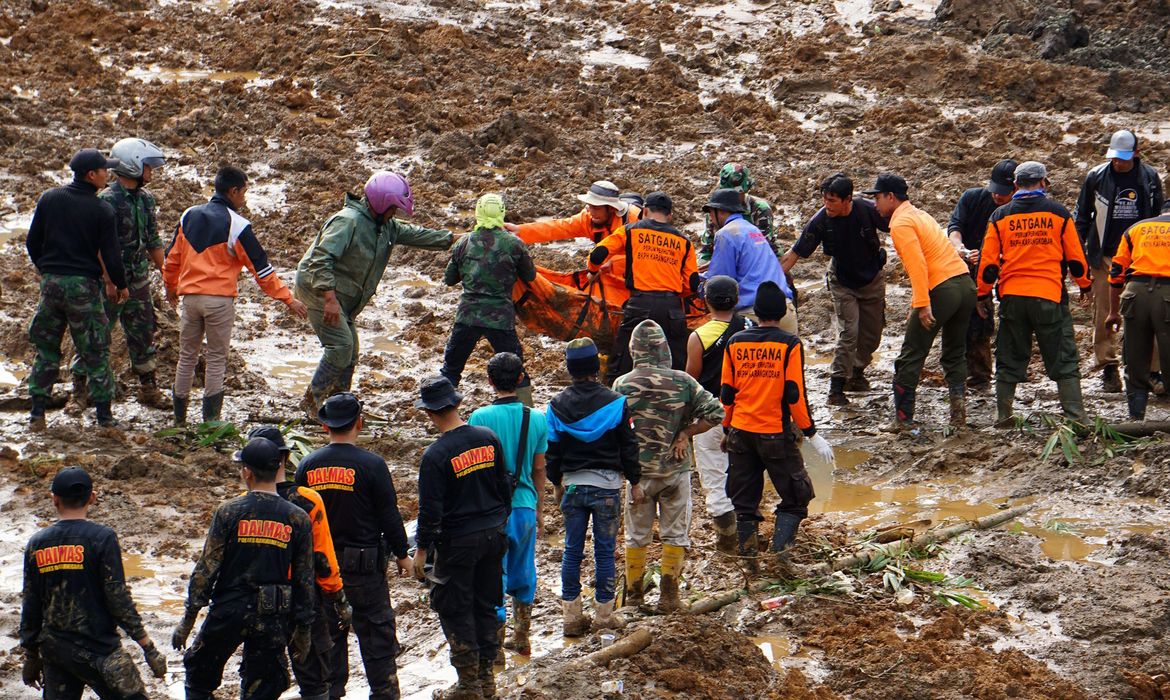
[468,398,548,510]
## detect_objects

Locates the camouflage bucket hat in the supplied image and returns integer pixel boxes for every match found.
[718,163,753,193]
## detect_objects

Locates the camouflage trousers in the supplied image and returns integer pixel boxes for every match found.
[72,277,156,377]
[28,274,114,403]
[41,635,146,700]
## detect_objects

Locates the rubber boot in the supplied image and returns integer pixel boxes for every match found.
[770,512,803,553]
[845,371,871,392]
[339,363,356,392]
[592,598,626,630]
[994,381,1016,428]
[1057,378,1087,424]
[658,544,685,613]
[137,371,168,408]
[432,664,481,700]
[1102,365,1123,394]
[827,376,849,406]
[68,374,88,413]
[712,511,738,556]
[561,595,590,637]
[887,382,916,431]
[623,546,647,608]
[503,601,532,656]
[948,384,966,429]
[29,396,47,432]
[303,361,346,420]
[95,402,118,428]
[478,658,497,699]
[173,393,189,426]
[494,622,506,665]
[515,384,534,408]
[1127,390,1150,420]
[1151,372,1166,396]
[202,391,224,422]
[737,519,759,573]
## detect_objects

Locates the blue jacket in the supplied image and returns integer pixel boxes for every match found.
[705,214,792,310]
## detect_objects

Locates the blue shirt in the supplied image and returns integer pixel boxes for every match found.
[469,398,548,510]
[704,214,792,309]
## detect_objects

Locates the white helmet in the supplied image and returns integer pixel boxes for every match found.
[110,138,166,179]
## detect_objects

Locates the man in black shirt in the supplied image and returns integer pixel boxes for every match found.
[173,439,315,700]
[412,376,511,700]
[20,467,166,699]
[782,173,888,405]
[947,159,1018,388]
[26,149,129,429]
[295,393,412,700]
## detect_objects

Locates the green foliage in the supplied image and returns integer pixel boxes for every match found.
[154,421,243,452]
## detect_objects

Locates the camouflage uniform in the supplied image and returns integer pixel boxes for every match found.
[700,164,778,262]
[29,275,115,403]
[440,226,537,387]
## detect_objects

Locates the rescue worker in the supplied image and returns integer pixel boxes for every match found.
[547,338,641,635]
[864,173,975,429]
[720,282,834,567]
[588,191,699,383]
[441,194,537,404]
[26,148,128,430]
[700,163,779,262]
[71,138,168,410]
[1075,129,1165,393]
[618,192,644,212]
[467,353,548,658]
[412,376,512,700]
[782,173,889,404]
[1105,201,1170,419]
[20,466,166,699]
[504,179,641,247]
[247,425,353,700]
[703,188,797,334]
[294,392,412,700]
[296,172,456,414]
[978,161,1092,425]
[947,159,1019,389]
[172,438,315,700]
[164,165,307,424]
[685,276,750,555]
[614,320,724,612]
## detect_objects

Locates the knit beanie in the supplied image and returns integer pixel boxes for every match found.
[753,281,787,321]
[565,337,600,377]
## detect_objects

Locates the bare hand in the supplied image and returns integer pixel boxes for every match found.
[396,556,412,578]
[104,281,118,301]
[323,296,342,326]
[916,305,936,329]
[976,298,994,320]
[965,249,980,266]
[411,551,427,581]
[1105,312,1122,335]
[115,288,129,304]
[553,484,565,508]
[670,435,689,461]
[287,298,309,320]
[536,510,545,539]
[503,222,520,233]
[630,484,646,505]
[166,288,179,309]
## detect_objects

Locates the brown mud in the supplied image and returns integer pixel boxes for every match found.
[1,0,1169,697]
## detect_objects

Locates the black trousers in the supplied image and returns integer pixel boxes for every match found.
[605,292,687,384]
[329,570,400,700]
[41,637,146,700]
[290,595,332,697]
[725,428,815,522]
[440,323,530,388]
[183,602,291,700]
[430,527,507,668]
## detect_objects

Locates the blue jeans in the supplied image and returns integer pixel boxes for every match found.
[496,507,538,623]
[560,485,622,604]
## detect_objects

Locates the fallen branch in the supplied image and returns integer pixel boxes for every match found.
[1099,421,1170,438]
[567,628,653,668]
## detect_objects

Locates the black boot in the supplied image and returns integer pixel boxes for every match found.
[478,657,497,699]
[1127,390,1150,421]
[888,382,916,430]
[948,384,966,428]
[202,391,224,422]
[827,377,849,406]
[173,393,189,426]
[845,371,871,392]
[736,519,759,572]
[770,512,803,553]
[95,402,118,428]
[30,396,47,431]
[1102,365,1122,393]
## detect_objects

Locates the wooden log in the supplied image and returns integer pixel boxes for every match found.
[568,628,653,668]
[1100,421,1170,438]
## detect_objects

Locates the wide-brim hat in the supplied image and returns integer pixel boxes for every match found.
[702,188,746,214]
[415,376,463,411]
[318,392,363,428]
[577,180,628,214]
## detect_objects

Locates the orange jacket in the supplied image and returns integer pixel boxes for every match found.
[588,219,700,295]
[889,201,968,308]
[516,205,642,245]
[280,482,344,594]
[978,194,1091,302]
[1109,214,1170,286]
[163,195,293,303]
[719,326,815,437]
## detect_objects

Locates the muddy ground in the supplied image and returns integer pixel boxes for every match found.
[1,0,1169,697]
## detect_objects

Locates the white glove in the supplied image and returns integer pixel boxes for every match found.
[808,434,835,466]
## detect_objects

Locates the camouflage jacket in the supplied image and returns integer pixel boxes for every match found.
[444,226,537,330]
[700,194,777,262]
[612,319,725,478]
[20,519,147,655]
[184,491,315,628]
[99,181,161,287]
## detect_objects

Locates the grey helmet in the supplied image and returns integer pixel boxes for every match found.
[110,138,166,179]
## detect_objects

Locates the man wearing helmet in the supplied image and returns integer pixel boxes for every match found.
[70,138,168,410]
[296,172,457,413]
[700,163,779,263]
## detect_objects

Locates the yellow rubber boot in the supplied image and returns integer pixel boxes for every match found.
[624,547,648,607]
[658,544,686,613]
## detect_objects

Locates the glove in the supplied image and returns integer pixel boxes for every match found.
[329,590,353,632]
[22,649,42,689]
[141,641,167,679]
[171,610,198,651]
[807,434,836,467]
[290,625,312,665]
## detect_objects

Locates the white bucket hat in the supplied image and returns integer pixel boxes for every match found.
[577,180,628,214]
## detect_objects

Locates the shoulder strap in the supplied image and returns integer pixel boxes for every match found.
[514,406,531,478]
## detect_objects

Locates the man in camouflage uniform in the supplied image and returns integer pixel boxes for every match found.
[441,193,538,405]
[612,319,724,613]
[700,163,779,262]
[72,138,168,408]
[20,466,166,699]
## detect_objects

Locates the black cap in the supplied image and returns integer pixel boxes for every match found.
[69,148,120,175]
[246,425,290,453]
[415,376,463,411]
[987,159,1018,196]
[318,392,363,428]
[644,191,673,213]
[233,437,283,472]
[702,188,745,214]
[753,280,788,321]
[51,466,93,500]
[861,173,909,198]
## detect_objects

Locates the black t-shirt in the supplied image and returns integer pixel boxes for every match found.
[947,187,1001,253]
[792,197,888,288]
[295,443,410,559]
[20,520,146,655]
[1107,167,1143,241]
[416,424,512,550]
